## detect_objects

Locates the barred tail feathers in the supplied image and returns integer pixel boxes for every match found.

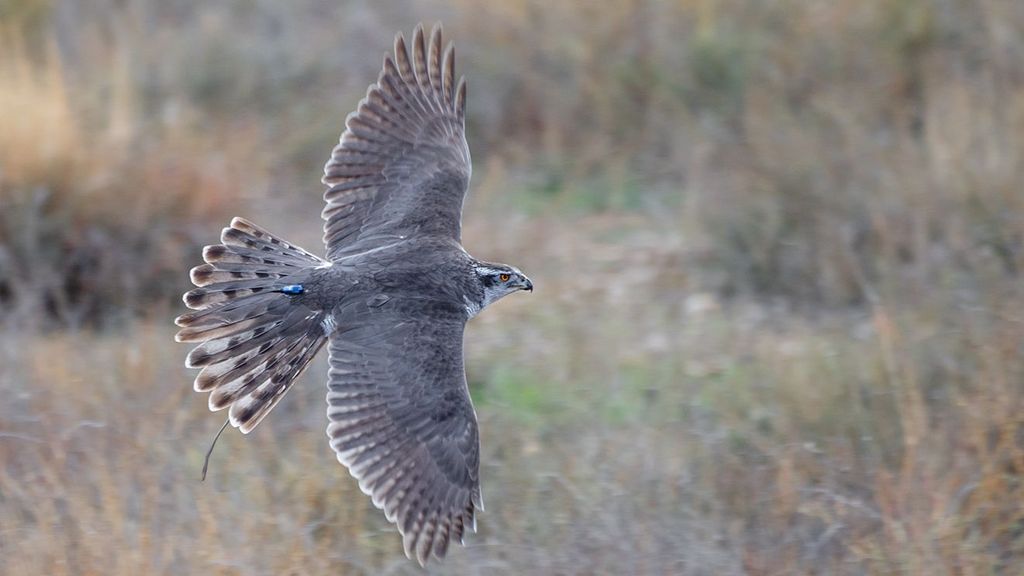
[175,218,329,433]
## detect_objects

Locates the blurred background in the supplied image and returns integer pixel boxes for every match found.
[1,0,1022,573]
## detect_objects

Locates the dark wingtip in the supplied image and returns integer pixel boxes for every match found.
[186,348,212,368]
[183,289,205,309]
[412,22,426,52]
[430,22,443,52]
[455,76,467,118]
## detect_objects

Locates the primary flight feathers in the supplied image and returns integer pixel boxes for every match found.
[322,22,471,259]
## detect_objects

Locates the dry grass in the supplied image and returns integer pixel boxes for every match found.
[0,27,256,326]
[1,0,1023,574]
[2,216,1021,574]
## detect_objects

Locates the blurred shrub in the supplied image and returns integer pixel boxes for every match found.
[0,33,248,326]
[444,0,1024,306]
[0,0,48,38]
[680,1,1024,306]
[2,0,1022,321]
[686,26,749,119]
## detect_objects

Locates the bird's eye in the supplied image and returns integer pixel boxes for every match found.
[499,273,511,282]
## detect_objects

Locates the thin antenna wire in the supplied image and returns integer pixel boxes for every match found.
[202,418,230,481]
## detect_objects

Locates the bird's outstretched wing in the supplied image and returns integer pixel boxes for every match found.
[322,23,471,260]
[325,295,481,565]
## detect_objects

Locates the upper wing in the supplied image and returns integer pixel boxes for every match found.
[325,295,481,565]
[322,23,471,261]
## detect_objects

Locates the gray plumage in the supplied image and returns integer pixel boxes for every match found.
[175,23,532,566]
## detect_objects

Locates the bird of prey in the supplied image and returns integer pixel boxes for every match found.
[175,23,532,565]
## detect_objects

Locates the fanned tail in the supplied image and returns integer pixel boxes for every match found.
[176,217,329,433]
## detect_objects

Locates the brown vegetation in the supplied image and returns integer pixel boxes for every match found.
[1,0,1022,573]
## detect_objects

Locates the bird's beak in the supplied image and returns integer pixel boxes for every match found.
[522,277,533,292]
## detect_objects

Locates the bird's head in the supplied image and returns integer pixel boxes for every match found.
[471,262,532,314]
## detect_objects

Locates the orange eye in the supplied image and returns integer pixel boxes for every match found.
[499,273,511,282]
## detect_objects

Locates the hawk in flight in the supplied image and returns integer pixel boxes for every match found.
[175,23,532,565]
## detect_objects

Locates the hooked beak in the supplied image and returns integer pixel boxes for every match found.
[522,277,534,292]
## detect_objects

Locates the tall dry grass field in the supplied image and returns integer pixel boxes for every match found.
[1,0,1023,574]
